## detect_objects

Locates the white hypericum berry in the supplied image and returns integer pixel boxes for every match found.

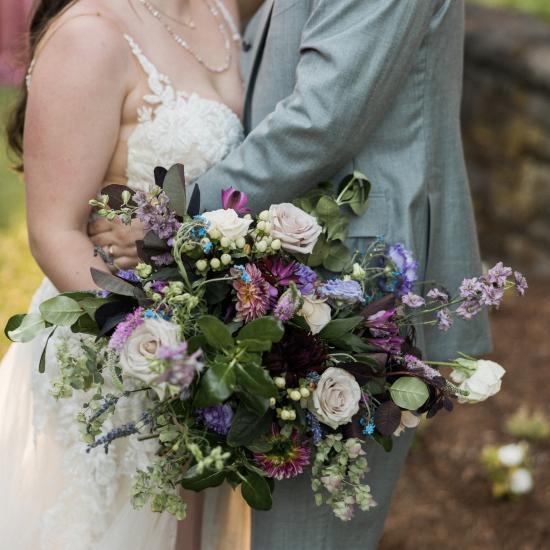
[256,240,268,253]
[257,220,266,232]
[271,239,282,251]
[274,377,286,389]
[236,237,246,249]
[289,390,302,402]
[221,254,232,266]
[280,409,291,421]
[300,387,311,399]
[196,260,208,271]
[259,210,269,221]
[220,236,231,248]
[210,258,221,269]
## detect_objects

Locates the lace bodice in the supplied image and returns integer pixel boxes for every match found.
[124,34,243,192]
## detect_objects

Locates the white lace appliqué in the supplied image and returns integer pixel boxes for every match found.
[123,34,244,193]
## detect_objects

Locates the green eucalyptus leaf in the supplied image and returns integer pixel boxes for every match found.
[319,316,363,341]
[338,172,371,216]
[197,315,234,350]
[78,297,111,319]
[193,361,236,407]
[7,313,47,343]
[323,242,352,272]
[326,216,349,242]
[389,377,430,410]
[240,471,272,511]
[315,196,340,220]
[39,295,83,326]
[305,234,330,267]
[227,406,273,447]
[163,164,187,216]
[180,466,226,492]
[4,314,26,340]
[90,268,137,297]
[70,314,99,335]
[38,327,57,374]
[237,316,284,344]
[235,363,277,399]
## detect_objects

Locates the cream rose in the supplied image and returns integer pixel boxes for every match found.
[268,203,322,254]
[202,209,252,241]
[310,367,362,429]
[120,318,181,386]
[299,295,331,335]
[450,359,505,404]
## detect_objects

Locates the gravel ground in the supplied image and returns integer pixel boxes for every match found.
[379,279,550,550]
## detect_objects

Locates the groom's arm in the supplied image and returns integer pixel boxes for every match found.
[194,0,436,211]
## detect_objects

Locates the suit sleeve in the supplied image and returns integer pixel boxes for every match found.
[194,0,435,211]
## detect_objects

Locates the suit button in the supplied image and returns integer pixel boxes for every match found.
[242,40,252,52]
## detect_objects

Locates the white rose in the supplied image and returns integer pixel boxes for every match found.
[268,203,322,254]
[202,209,252,241]
[393,410,421,437]
[299,295,332,335]
[450,359,505,404]
[497,443,527,467]
[120,318,181,386]
[310,367,362,429]
[509,468,533,495]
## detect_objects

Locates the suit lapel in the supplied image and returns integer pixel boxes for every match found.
[243,0,275,130]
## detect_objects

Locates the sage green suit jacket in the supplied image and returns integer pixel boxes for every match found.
[196,1,492,547]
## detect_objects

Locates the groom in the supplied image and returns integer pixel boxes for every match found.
[194,0,491,548]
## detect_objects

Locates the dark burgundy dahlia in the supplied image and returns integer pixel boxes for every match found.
[263,325,329,385]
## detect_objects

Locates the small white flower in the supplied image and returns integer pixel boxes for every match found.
[344,438,365,459]
[299,294,332,335]
[120,318,180,387]
[201,208,252,241]
[268,203,322,254]
[497,443,527,467]
[509,468,533,495]
[450,359,505,404]
[310,367,362,429]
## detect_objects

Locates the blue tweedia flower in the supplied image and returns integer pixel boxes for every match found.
[233,264,251,283]
[202,241,213,253]
[359,417,376,436]
[318,279,364,304]
[305,410,324,444]
[306,371,321,383]
[144,309,158,319]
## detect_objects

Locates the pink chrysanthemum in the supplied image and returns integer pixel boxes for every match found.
[232,264,271,322]
[254,426,311,480]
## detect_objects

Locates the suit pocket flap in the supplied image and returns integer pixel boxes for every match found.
[346,191,389,238]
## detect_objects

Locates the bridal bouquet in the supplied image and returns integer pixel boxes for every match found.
[6,165,527,521]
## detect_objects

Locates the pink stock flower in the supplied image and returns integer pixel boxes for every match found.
[221,187,251,213]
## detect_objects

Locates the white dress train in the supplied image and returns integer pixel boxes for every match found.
[0,26,249,550]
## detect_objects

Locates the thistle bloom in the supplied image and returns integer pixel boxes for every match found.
[255,426,311,480]
[232,264,271,322]
[318,279,364,304]
[196,404,234,435]
[221,187,251,213]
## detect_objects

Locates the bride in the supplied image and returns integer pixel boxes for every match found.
[1,0,261,548]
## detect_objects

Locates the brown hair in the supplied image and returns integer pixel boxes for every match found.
[6,0,77,171]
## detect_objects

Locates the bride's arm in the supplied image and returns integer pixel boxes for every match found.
[24,17,131,292]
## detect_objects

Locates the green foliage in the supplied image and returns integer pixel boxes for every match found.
[193,359,237,406]
[240,471,273,510]
[39,295,83,326]
[472,0,550,19]
[162,164,187,216]
[389,377,430,410]
[227,406,273,447]
[505,406,550,441]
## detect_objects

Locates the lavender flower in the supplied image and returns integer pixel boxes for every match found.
[426,288,449,303]
[480,285,504,308]
[456,300,482,320]
[318,279,364,304]
[134,189,181,240]
[294,263,318,295]
[404,354,441,381]
[486,262,513,287]
[196,404,234,435]
[383,243,418,297]
[459,277,485,300]
[108,308,144,350]
[514,271,528,296]
[401,292,425,308]
[436,308,453,332]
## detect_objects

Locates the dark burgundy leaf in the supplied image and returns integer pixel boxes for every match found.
[95,301,135,336]
[154,166,168,188]
[361,294,396,318]
[98,184,135,210]
[374,401,402,436]
[187,184,201,217]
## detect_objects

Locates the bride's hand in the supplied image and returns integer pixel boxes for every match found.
[88,217,144,273]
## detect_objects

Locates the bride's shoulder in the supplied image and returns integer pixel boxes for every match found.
[32,2,131,83]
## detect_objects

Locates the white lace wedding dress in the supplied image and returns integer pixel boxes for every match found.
[0,30,247,550]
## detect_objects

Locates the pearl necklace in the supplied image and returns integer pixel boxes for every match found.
[138,0,235,74]
[143,0,196,29]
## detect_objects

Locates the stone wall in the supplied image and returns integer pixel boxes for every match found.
[463,4,550,275]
